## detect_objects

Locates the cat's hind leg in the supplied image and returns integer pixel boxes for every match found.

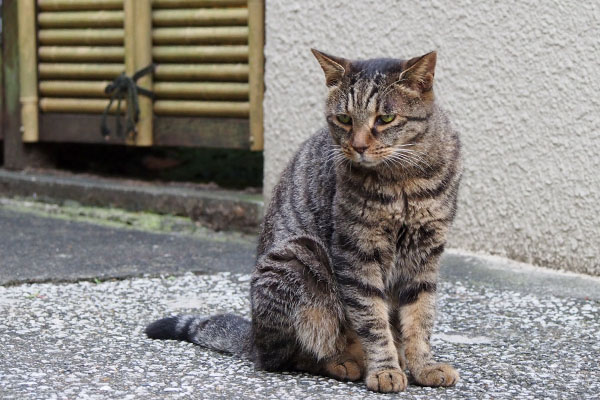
[252,236,348,372]
[323,360,362,381]
[320,331,365,381]
[293,330,364,382]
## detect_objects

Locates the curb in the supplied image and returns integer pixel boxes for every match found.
[0,169,264,233]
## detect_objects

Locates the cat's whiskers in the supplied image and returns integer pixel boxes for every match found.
[393,143,427,156]
[327,153,340,172]
[396,149,428,164]
[325,145,345,164]
[335,156,352,177]
[327,149,350,176]
[370,144,429,173]
[381,157,396,173]
[402,151,430,170]
[395,150,428,168]
[324,150,341,164]
[386,152,426,173]
[391,144,430,168]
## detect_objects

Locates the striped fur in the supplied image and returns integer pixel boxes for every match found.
[147,50,462,393]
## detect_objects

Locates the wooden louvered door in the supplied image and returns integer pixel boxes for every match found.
[12,0,264,150]
[151,0,263,150]
[35,0,132,142]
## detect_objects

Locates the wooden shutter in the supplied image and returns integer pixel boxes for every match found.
[150,0,263,150]
[16,0,264,150]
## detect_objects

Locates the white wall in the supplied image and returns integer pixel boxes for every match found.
[263,0,600,275]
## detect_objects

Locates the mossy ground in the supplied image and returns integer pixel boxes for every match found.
[0,197,254,245]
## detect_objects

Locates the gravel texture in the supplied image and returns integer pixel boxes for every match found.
[2,267,599,399]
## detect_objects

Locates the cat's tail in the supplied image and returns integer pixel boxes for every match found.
[145,314,253,358]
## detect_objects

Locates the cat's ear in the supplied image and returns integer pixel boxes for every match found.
[399,51,437,94]
[311,49,348,87]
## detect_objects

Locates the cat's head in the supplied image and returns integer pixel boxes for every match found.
[312,49,437,170]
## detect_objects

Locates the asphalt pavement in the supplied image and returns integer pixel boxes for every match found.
[1,199,599,399]
[0,199,256,285]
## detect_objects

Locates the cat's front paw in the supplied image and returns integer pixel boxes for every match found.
[365,368,407,393]
[413,363,459,387]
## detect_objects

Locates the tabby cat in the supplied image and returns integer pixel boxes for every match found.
[146,49,462,393]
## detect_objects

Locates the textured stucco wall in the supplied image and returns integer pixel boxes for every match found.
[263,1,600,275]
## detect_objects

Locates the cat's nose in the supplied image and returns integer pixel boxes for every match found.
[351,129,370,154]
[352,144,368,154]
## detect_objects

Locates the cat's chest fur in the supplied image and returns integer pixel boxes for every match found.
[331,169,436,284]
[334,176,409,246]
[335,170,411,230]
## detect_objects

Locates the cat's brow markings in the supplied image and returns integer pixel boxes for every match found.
[365,84,379,112]
[347,86,355,113]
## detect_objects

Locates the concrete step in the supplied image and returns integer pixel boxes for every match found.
[0,168,263,233]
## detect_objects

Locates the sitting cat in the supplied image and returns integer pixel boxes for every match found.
[146,48,462,393]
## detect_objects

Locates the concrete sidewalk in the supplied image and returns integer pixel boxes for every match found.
[1,200,599,399]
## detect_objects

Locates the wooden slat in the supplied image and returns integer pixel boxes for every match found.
[154,100,249,117]
[153,27,248,45]
[39,46,124,62]
[18,0,40,142]
[154,116,250,149]
[248,0,264,150]
[39,80,249,99]
[38,0,124,11]
[154,82,248,99]
[155,64,248,81]
[39,80,110,97]
[38,113,251,149]
[41,99,250,117]
[39,63,124,79]
[40,98,122,113]
[37,85,250,102]
[39,29,125,45]
[153,8,247,27]
[39,114,128,144]
[153,45,247,62]
[152,0,247,8]
[38,11,124,28]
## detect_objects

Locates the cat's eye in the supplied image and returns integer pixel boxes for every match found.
[378,114,396,124]
[336,114,352,124]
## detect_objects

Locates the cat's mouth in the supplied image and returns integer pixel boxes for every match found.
[348,151,382,167]
[338,146,384,168]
